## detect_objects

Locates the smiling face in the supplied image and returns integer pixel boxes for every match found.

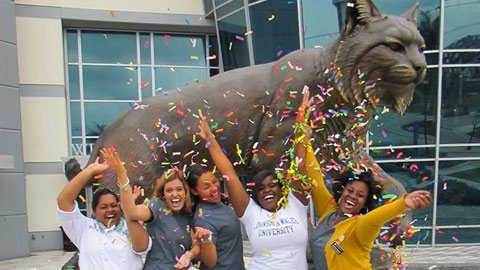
[163,178,187,213]
[93,193,121,228]
[193,171,221,204]
[256,175,282,212]
[338,180,369,215]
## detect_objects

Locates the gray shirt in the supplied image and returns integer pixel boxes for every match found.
[309,212,347,270]
[193,202,244,270]
[144,198,193,270]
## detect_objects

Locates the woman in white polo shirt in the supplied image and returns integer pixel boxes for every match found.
[57,157,151,270]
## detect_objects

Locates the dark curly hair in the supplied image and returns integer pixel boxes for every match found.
[92,188,119,212]
[251,170,282,206]
[332,170,382,214]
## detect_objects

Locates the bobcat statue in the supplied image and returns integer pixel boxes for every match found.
[86,0,426,201]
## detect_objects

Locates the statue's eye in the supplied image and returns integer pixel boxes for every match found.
[419,45,426,53]
[387,42,404,52]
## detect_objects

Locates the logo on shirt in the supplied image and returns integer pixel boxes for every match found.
[254,217,299,237]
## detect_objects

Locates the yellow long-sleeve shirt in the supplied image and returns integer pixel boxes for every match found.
[305,144,407,270]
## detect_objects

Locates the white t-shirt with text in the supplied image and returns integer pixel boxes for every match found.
[240,192,308,270]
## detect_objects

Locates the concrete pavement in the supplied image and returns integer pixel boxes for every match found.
[1,242,480,269]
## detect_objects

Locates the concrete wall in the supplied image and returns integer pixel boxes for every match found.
[15,0,205,15]
[11,0,213,254]
[0,0,30,260]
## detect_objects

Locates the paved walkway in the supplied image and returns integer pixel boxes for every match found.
[1,244,480,269]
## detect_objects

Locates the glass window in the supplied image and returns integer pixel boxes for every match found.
[302,0,339,48]
[436,228,480,244]
[370,147,435,160]
[444,51,480,65]
[441,67,480,144]
[68,65,80,100]
[70,138,84,156]
[140,33,151,65]
[84,102,131,136]
[217,0,244,18]
[425,52,439,65]
[214,0,229,6]
[155,67,208,92]
[141,67,153,99]
[70,102,81,137]
[81,31,137,64]
[210,68,220,77]
[203,0,213,14]
[444,0,480,49]
[86,138,99,156]
[67,30,78,62]
[440,146,480,158]
[370,68,438,147]
[154,34,206,66]
[249,0,299,64]
[378,161,435,225]
[66,30,215,159]
[417,1,441,51]
[437,160,480,226]
[83,66,138,100]
[208,36,220,67]
[218,10,250,70]
[403,228,432,245]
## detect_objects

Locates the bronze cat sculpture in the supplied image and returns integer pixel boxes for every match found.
[86,0,426,201]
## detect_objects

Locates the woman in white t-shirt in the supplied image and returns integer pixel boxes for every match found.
[197,116,310,270]
[57,158,151,270]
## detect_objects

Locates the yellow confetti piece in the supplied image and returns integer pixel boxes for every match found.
[79,195,86,203]
[198,109,203,118]
[268,15,275,21]
[141,188,144,197]
[193,134,196,142]
[244,30,253,36]
[190,55,199,60]
[174,133,178,139]
[262,248,272,256]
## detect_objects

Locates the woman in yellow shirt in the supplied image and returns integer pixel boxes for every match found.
[295,93,431,270]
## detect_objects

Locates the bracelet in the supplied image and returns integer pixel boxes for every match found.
[117,177,131,191]
[200,234,212,243]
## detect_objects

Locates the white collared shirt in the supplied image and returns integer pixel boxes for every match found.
[58,202,151,270]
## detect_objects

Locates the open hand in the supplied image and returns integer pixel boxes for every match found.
[194,226,212,243]
[174,251,193,269]
[404,190,431,210]
[197,116,214,141]
[132,185,142,201]
[85,157,109,177]
[100,148,127,176]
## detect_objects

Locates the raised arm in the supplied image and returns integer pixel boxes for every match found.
[197,117,250,217]
[100,149,152,221]
[355,190,431,245]
[57,157,108,211]
[291,89,314,205]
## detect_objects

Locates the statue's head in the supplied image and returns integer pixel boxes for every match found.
[334,0,427,114]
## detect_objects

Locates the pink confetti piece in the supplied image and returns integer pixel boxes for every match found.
[235,35,245,41]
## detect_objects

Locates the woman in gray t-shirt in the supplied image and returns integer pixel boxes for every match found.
[103,149,207,270]
[187,165,245,270]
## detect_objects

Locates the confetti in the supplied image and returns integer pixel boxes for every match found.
[268,15,275,21]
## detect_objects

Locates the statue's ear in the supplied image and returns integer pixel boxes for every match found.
[343,0,382,36]
[402,2,419,24]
